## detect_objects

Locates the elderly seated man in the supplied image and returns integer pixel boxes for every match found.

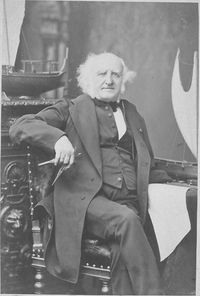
[9,52,172,295]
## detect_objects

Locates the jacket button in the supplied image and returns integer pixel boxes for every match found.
[80,196,86,200]
[90,177,95,182]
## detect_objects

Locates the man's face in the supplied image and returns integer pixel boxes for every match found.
[91,54,123,102]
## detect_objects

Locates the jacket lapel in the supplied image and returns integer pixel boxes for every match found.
[124,100,151,222]
[69,95,102,176]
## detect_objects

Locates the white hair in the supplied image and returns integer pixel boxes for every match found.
[76,52,136,98]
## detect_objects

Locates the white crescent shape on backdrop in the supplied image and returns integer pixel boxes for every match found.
[171,48,198,159]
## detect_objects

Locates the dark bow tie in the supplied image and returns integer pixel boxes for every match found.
[93,98,122,112]
[109,101,122,112]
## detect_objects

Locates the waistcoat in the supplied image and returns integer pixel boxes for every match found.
[95,102,137,190]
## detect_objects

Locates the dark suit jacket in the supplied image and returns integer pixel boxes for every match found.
[9,94,169,283]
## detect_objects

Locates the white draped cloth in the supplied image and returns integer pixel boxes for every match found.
[148,183,191,261]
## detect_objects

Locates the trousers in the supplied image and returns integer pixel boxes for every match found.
[85,181,162,295]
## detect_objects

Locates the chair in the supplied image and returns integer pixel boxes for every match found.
[26,146,111,294]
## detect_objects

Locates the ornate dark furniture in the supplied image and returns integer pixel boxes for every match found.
[1,97,57,293]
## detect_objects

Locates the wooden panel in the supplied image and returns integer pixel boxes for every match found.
[1,98,55,293]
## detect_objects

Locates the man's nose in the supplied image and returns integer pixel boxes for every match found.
[105,73,113,84]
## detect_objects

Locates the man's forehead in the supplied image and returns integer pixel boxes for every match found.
[94,54,123,72]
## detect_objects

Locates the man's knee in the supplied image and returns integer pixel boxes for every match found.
[114,206,141,234]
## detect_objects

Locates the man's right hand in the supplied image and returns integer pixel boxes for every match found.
[54,136,75,167]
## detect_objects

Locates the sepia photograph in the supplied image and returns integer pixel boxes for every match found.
[1,0,199,295]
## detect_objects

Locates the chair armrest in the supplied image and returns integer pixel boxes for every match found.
[32,220,43,246]
[32,219,44,261]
